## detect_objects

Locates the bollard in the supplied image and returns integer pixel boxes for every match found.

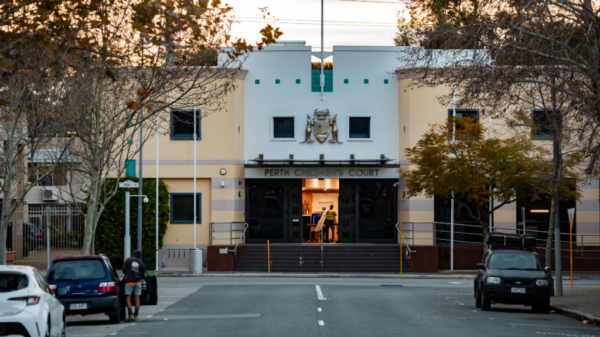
[189,248,203,274]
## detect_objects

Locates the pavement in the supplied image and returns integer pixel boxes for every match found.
[65,277,600,337]
[550,286,600,325]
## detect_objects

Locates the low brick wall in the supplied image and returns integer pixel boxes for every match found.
[207,246,246,271]
[405,246,438,273]
[6,251,15,265]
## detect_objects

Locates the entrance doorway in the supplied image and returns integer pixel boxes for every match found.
[302,179,339,243]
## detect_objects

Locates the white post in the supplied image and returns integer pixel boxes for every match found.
[320,0,324,101]
[522,207,526,235]
[155,112,159,270]
[125,192,131,260]
[489,105,493,234]
[451,84,456,271]
[46,206,50,271]
[193,107,197,250]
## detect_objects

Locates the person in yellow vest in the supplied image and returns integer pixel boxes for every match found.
[324,204,337,242]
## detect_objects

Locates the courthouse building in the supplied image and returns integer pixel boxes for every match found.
[113,42,600,270]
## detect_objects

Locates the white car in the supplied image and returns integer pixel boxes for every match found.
[0,266,65,337]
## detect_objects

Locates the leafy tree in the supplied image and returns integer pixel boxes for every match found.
[401,117,581,255]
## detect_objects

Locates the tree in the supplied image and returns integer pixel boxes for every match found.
[401,117,581,255]
[395,0,594,290]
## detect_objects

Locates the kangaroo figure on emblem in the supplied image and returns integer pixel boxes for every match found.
[329,114,340,143]
[301,114,315,143]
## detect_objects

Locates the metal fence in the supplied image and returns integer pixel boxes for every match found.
[400,221,600,258]
[8,204,84,270]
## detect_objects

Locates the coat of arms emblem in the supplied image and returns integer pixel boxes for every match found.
[301,109,340,144]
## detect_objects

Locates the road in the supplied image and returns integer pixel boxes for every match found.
[66,278,600,337]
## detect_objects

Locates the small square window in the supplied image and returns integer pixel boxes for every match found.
[171,193,201,224]
[296,79,301,84]
[531,109,553,139]
[349,117,371,138]
[364,79,369,84]
[273,117,294,138]
[255,79,260,84]
[344,79,349,84]
[384,79,389,84]
[171,109,201,140]
[275,79,280,84]
[447,109,479,129]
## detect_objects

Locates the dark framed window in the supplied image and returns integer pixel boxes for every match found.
[349,117,371,138]
[273,117,294,138]
[531,109,553,140]
[447,109,479,125]
[170,193,201,224]
[171,109,201,140]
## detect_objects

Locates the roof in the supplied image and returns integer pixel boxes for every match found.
[52,255,105,263]
[0,265,36,272]
[490,248,536,254]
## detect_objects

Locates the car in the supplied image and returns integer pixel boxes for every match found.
[0,265,66,337]
[45,255,158,324]
[474,247,551,313]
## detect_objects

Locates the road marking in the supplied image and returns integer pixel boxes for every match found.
[473,310,477,312]
[145,314,262,320]
[535,332,600,336]
[318,320,324,326]
[315,285,325,300]
[459,303,464,306]
[449,282,462,284]
[509,324,600,331]
[318,308,322,312]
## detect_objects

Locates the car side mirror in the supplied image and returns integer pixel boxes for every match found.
[476,263,486,270]
[544,267,551,273]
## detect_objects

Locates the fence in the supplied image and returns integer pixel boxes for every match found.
[400,221,600,258]
[8,204,84,270]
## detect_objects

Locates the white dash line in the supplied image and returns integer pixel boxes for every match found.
[318,320,325,326]
[315,285,325,300]
[473,310,477,312]
[318,308,322,312]
[459,303,464,306]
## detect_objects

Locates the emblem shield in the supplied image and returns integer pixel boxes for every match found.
[314,120,330,143]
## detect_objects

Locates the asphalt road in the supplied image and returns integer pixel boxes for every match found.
[66,278,600,337]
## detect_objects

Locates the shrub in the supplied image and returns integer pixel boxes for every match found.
[93,178,170,269]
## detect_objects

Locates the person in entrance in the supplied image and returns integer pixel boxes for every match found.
[123,249,146,322]
[324,205,337,242]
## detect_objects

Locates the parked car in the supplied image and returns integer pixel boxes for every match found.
[474,247,551,313]
[22,222,45,252]
[46,255,158,324]
[0,265,66,337]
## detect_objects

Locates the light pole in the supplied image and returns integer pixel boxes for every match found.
[451,84,456,271]
[155,111,159,270]
[125,192,149,261]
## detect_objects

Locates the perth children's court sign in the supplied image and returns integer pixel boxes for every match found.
[244,167,399,179]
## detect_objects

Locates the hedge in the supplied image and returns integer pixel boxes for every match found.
[93,178,170,269]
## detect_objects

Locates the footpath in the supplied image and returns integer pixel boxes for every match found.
[551,286,600,326]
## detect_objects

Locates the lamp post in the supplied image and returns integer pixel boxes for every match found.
[451,84,456,271]
[125,192,149,261]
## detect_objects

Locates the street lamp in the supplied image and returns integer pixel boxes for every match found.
[125,192,149,261]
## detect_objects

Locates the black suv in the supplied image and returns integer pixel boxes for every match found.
[46,255,158,324]
[474,248,551,313]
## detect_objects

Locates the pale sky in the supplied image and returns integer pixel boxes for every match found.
[226,0,405,50]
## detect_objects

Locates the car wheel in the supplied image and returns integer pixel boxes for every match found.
[475,287,482,308]
[480,289,491,311]
[533,300,550,314]
[119,305,127,321]
[109,311,121,324]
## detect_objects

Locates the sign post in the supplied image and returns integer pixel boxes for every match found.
[124,192,131,260]
[567,208,575,288]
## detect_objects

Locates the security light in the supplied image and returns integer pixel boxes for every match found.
[143,196,149,203]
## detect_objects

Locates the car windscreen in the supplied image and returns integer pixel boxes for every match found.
[488,253,542,270]
[48,260,108,282]
[0,273,29,293]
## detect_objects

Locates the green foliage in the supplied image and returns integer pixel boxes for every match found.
[94,179,169,269]
[401,118,582,230]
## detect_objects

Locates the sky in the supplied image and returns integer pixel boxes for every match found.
[225,0,406,50]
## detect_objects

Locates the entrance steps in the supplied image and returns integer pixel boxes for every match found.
[234,245,411,273]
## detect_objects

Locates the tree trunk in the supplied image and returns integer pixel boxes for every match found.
[546,197,556,296]
[0,168,15,265]
[481,220,490,256]
[81,169,101,255]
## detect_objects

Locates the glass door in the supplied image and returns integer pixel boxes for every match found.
[338,180,357,243]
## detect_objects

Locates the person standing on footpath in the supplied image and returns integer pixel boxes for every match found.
[123,249,146,322]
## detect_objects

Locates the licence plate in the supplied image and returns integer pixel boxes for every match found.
[511,287,526,294]
[70,303,88,310]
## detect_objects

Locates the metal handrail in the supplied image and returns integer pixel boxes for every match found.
[229,223,249,256]
[209,221,248,246]
[161,248,205,268]
[395,223,416,254]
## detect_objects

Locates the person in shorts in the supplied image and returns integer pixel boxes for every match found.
[123,249,146,322]
[324,204,337,242]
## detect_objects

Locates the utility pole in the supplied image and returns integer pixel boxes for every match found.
[320,0,325,101]
[551,30,563,297]
[451,84,456,271]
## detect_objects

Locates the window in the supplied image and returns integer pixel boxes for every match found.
[531,109,552,140]
[311,70,333,92]
[364,79,369,84]
[447,109,479,123]
[344,79,349,84]
[171,110,201,140]
[349,117,371,138]
[125,160,136,178]
[384,79,389,84]
[273,117,294,139]
[296,79,301,84]
[29,164,67,186]
[255,79,260,84]
[48,260,108,281]
[275,79,280,84]
[171,193,201,224]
